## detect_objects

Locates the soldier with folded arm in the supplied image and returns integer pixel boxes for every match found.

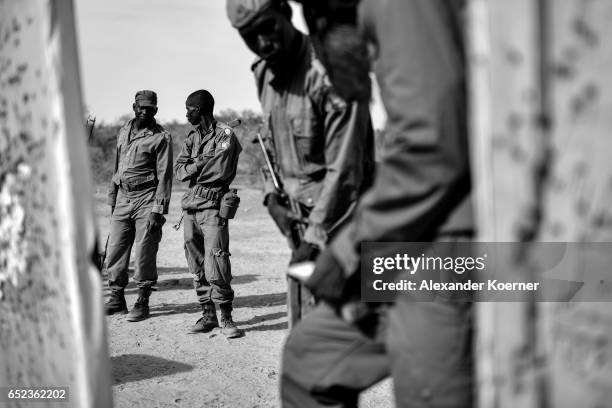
[174,90,244,339]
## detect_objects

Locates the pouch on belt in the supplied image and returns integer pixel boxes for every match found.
[219,188,240,219]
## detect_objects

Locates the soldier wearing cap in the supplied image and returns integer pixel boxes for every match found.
[174,90,244,339]
[104,90,173,322]
[226,0,375,318]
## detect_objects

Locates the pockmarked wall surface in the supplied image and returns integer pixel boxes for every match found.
[469,0,612,407]
[0,1,112,407]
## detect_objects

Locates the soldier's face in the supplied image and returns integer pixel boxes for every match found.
[132,103,157,126]
[239,9,297,66]
[186,105,200,126]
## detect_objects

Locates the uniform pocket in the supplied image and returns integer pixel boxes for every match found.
[290,115,323,167]
[207,247,232,285]
[198,208,226,227]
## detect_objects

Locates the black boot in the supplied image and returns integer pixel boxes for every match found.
[105,290,127,315]
[127,287,151,322]
[190,303,219,333]
[220,305,244,339]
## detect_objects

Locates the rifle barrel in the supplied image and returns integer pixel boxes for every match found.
[256,132,282,192]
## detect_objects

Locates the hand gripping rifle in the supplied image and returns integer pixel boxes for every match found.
[255,132,306,327]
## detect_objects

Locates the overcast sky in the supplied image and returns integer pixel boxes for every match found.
[74,0,385,128]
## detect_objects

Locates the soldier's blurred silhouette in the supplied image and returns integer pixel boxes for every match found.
[280,0,475,406]
[226,0,375,326]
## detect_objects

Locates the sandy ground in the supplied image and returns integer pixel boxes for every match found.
[95,184,392,408]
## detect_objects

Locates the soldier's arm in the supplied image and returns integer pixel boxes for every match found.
[196,133,242,184]
[314,0,471,287]
[174,134,199,182]
[152,132,173,214]
[306,85,373,241]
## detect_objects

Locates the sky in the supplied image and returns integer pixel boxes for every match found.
[74,0,385,128]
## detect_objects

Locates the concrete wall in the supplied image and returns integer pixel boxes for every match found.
[469,0,612,406]
[0,1,112,407]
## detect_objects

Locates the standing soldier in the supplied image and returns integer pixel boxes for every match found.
[104,90,173,322]
[279,0,475,407]
[174,90,244,339]
[226,0,375,322]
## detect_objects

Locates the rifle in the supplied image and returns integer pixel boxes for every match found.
[255,132,306,327]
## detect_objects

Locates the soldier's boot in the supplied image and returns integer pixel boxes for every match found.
[127,288,152,322]
[220,305,244,339]
[105,290,127,315]
[190,303,219,333]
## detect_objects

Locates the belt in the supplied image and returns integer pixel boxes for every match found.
[192,185,227,201]
[119,179,157,192]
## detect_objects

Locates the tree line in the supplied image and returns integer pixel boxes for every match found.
[87,109,267,184]
[87,108,387,185]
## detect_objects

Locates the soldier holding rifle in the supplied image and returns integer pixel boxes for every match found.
[226,0,375,325]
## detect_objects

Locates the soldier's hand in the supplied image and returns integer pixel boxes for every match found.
[303,223,328,249]
[305,248,351,306]
[290,242,320,265]
[146,212,165,233]
[195,157,207,170]
[265,193,306,236]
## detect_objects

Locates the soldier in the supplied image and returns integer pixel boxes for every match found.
[104,90,173,322]
[226,0,375,321]
[278,0,475,407]
[174,90,244,339]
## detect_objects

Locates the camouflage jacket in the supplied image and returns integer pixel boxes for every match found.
[252,33,374,234]
[107,119,173,214]
[174,121,242,211]
[329,0,474,275]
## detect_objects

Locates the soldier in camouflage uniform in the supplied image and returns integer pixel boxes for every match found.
[280,1,474,407]
[105,90,173,322]
[226,0,375,309]
[174,90,244,339]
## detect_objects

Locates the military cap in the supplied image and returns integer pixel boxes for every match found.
[226,0,280,29]
[135,90,157,107]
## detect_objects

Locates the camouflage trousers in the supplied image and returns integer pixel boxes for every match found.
[183,208,234,308]
[281,235,474,408]
[105,189,164,292]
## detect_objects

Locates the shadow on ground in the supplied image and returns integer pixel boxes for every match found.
[148,292,287,317]
[157,267,189,276]
[233,292,287,308]
[246,322,288,332]
[111,354,193,385]
[236,311,289,331]
[120,274,259,295]
[236,311,286,326]
[149,302,201,317]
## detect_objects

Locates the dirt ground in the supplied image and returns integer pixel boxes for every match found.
[95,184,392,408]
